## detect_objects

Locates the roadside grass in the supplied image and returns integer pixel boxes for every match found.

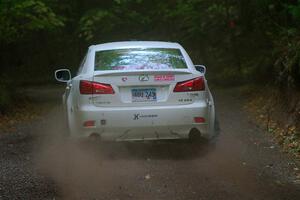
[0,85,62,134]
[243,86,300,160]
[0,98,42,133]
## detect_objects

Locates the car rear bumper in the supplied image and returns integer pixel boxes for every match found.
[71,102,212,141]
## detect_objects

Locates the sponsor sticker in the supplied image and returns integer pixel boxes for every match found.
[133,114,158,120]
[154,75,175,81]
[121,77,128,82]
[178,98,193,102]
[95,101,111,105]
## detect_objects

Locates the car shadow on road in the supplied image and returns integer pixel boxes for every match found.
[77,138,217,161]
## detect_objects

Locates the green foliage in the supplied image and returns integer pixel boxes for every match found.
[78,0,151,42]
[0,0,66,111]
[287,0,300,20]
[1,0,300,105]
[79,9,118,41]
[0,0,64,43]
[274,34,300,88]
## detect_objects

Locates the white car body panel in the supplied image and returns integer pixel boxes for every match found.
[60,41,216,141]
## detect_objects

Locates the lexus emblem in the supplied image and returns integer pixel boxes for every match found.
[139,75,149,82]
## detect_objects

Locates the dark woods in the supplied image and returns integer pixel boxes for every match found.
[1,0,300,110]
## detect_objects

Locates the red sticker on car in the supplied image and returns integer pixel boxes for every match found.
[154,75,175,81]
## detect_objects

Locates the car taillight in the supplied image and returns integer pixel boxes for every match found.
[173,77,205,92]
[83,120,95,127]
[194,117,206,123]
[80,80,115,95]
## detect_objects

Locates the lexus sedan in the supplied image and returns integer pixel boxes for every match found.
[55,41,216,141]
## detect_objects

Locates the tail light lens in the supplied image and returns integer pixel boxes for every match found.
[173,77,205,92]
[83,120,95,127]
[194,117,206,123]
[80,80,115,95]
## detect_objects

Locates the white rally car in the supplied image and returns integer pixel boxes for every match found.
[55,41,216,141]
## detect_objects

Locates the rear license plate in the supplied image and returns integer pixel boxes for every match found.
[132,88,157,102]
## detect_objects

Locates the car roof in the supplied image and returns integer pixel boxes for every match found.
[89,41,183,51]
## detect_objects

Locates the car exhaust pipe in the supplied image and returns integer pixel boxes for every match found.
[89,132,100,140]
[189,128,202,142]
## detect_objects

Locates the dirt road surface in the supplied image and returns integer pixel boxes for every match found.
[0,86,300,200]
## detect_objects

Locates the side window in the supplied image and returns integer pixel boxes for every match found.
[77,52,87,75]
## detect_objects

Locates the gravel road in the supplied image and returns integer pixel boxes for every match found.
[0,86,300,200]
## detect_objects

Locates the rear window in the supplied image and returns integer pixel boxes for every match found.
[94,48,188,71]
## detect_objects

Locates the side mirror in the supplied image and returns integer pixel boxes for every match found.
[54,69,71,83]
[195,65,206,74]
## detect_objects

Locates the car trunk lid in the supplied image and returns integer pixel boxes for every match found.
[92,70,202,107]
